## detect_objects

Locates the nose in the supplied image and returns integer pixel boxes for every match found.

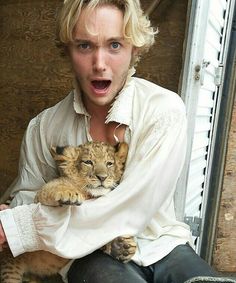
[96,174,107,182]
[93,48,107,73]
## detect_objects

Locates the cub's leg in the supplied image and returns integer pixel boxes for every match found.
[0,249,25,283]
[35,178,88,206]
[102,235,137,263]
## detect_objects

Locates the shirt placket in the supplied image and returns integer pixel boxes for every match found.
[84,115,93,142]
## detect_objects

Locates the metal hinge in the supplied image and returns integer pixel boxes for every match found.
[184,216,202,237]
[215,64,224,86]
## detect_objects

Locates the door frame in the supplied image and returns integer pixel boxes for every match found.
[177,0,236,259]
[200,3,236,263]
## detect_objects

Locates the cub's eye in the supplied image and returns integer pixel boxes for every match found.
[106,161,114,167]
[82,160,93,166]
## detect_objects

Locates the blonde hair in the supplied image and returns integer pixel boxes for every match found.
[56,0,157,65]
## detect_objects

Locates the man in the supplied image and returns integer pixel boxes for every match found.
[0,1,234,283]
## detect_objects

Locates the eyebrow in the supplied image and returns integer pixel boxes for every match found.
[73,37,125,43]
[107,37,125,42]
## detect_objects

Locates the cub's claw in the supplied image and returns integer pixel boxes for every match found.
[102,235,137,263]
[55,191,85,206]
[58,199,83,206]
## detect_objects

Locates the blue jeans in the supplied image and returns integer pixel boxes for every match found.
[68,244,217,283]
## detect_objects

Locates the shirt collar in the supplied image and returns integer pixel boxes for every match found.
[73,80,90,117]
[73,67,135,127]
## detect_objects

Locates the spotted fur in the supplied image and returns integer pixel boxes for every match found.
[0,142,136,283]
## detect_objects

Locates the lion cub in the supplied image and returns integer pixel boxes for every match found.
[0,142,136,283]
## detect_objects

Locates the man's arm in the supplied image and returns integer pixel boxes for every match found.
[0,114,57,255]
[0,92,190,259]
[0,114,57,207]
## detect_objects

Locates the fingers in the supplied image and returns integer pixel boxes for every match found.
[0,204,9,211]
[0,204,9,251]
[0,222,7,246]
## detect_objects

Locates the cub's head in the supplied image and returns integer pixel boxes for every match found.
[51,142,128,197]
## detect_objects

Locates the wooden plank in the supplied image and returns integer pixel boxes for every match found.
[0,1,72,194]
[212,101,236,272]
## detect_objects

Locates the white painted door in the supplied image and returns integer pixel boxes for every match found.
[176,0,235,252]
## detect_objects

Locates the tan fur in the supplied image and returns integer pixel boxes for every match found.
[0,142,136,283]
[35,141,128,206]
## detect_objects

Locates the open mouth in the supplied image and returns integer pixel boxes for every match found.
[91,80,111,90]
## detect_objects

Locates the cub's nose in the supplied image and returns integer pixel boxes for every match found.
[96,175,107,182]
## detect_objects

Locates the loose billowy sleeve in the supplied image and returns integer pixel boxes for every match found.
[0,114,57,207]
[0,93,188,260]
[0,113,57,256]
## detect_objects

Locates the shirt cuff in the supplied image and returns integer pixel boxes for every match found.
[0,208,24,256]
[0,204,41,257]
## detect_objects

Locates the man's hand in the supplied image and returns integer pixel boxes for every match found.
[0,204,9,211]
[0,204,9,251]
[0,222,7,250]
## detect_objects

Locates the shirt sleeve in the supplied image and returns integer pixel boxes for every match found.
[0,113,57,256]
[0,95,188,259]
[0,113,57,206]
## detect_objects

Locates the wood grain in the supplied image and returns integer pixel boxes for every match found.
[212,101,236,272]
[137,0,188,92]
[0,1,72,194]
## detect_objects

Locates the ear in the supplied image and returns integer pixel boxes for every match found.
[50,146,67,161]
[132,47,138,56]
[115,142,129,164]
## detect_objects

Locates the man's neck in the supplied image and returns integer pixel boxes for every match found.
[88,104,109,122]
[82,96,111,122]
[82,98,126,144]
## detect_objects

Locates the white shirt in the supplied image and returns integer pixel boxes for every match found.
[0,75,193,282]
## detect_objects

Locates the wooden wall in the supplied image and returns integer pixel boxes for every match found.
[212,89,236,272]
[0,0,188,198]
[1,0,236,275]
[137,0,188,91]
[0,0,72,196]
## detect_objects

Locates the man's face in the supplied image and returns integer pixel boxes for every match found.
[68,5,134,110]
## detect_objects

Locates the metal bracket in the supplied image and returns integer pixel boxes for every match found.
[215,64,224,86]
[184,216,202,237]
[194,60,210,84]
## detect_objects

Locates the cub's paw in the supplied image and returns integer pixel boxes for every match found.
[35,189,87,206]
[102,235,137,263]
[53,190,87,206]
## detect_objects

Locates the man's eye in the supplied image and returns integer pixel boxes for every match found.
[111,42,121,50]
[74,43,91,51]
[82,160,93,166]
[80,43,90,49]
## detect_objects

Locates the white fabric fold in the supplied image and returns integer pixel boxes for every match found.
[0,77,193,281]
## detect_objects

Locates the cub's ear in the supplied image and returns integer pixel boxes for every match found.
[50,146,67,161]
[115,142,129,163]
[51,145,82,162]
